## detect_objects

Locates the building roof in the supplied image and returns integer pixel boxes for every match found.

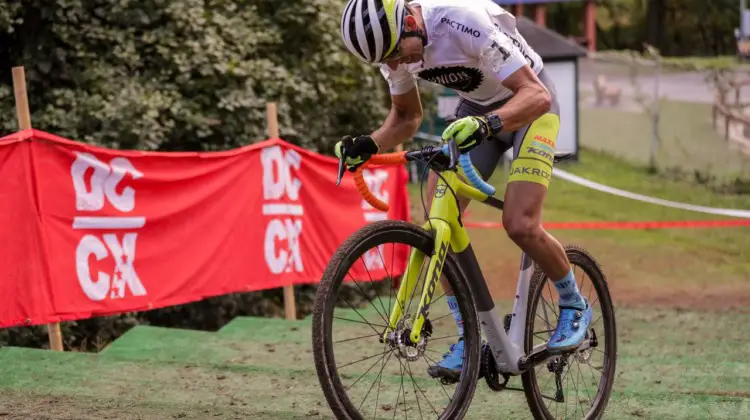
[515,16,588,60]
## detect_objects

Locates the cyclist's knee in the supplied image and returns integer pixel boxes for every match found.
[503,211,543,247]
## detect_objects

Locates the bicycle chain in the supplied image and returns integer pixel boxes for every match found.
[481,313,513,392]
[482,344,510,391]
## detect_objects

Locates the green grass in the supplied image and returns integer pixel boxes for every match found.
[2,129,750,418]
[1,304,748,419]
[579,99,750,184]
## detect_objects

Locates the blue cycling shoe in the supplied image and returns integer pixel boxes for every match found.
[427,339,464,382]
[547,298,593,354]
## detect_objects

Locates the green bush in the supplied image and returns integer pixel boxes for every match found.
[0,0,418,352]
[0,0,389,152]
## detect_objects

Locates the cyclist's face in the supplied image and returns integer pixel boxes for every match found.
[384,37,423,68]
[383,14,424,69]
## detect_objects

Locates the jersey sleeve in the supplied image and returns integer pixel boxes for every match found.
[477,30,528,81]
[447,6,529,82]
[379,63,417,96]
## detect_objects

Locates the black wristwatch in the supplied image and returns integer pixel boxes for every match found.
[484,113,504,135]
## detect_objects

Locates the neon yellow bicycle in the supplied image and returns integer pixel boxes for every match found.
[312,139,617,419]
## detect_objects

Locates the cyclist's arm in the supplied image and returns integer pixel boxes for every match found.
[489,65,551,133]
[453,6,551,132]
[371,86,424,151]
[370,64,423,151]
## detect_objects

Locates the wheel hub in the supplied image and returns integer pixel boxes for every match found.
[385,316,431,361]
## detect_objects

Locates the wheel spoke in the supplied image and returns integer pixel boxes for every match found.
[321,227,569,419]
[406,362,426,420]
[526,252,615,420]
[339,349,392,370]
[333,316,388,330]
[347,349,390,391]
[348,268,389,325]
[358,351,393,412]
[373,342,390,418]
[422,352,454,403]
[334,332,381,344]
[427,334,460,342]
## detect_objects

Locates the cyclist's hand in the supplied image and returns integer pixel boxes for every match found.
[441,116,489,153]
[334,135,380,172]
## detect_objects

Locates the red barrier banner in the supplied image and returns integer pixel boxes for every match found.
[0,129,410,328]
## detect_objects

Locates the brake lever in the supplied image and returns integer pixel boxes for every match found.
[336,144,347,186]
[447,139,459,171]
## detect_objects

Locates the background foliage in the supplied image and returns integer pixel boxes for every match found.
[543,0,740,57]
[0,0,391,153]
[0,0,405,351]
[0,0,743,350]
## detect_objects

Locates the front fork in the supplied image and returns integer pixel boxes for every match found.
[383,219,452,344]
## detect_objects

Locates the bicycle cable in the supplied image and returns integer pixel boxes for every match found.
[415,148,462,236]
[418,153,435,234]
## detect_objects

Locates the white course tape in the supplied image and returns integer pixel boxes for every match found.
[552,168,750,219]
[414,132,750,219]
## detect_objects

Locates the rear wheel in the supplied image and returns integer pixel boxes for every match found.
[522,245,618,419]
[312,220,481,419]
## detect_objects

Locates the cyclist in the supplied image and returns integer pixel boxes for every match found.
[335,0,592,381]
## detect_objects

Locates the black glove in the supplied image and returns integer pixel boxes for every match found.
[334,135,380,172]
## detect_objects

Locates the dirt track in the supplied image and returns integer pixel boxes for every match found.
[487,270,750,314]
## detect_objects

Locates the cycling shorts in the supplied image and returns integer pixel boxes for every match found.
[453,69,560,188]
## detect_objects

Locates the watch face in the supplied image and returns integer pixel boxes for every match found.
[487,115,502,132]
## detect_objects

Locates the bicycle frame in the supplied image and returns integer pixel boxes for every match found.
[377,167,538,376]
[342,144,563,376]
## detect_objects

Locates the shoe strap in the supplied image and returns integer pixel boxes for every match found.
[559,304,585,311]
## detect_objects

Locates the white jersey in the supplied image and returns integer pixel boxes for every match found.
[380,0,543,106]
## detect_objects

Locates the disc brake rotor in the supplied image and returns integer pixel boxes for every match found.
[386,316,432,362]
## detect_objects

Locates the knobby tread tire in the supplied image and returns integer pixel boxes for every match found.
[312,220,481,420]
[521,245,618,420]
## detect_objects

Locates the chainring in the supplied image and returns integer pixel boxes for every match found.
[482,344,510,392]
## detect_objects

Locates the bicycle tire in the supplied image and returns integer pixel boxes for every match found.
[312,220,481,420]
[521,245,618,420]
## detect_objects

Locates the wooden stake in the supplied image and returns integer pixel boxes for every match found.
[12,66,64,352]
[585,0,597,52]
[266,102,297,321]
[534,4,547,27]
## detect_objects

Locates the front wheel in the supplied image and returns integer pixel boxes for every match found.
[312,220,481,419]
[522,245,618,420]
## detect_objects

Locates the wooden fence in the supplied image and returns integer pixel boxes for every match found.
[712,78,750,141]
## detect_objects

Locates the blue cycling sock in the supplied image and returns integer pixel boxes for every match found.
[446,295,464,337]
[553,269,585,310]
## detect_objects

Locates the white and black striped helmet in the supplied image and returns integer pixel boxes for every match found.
[340,0,407,63]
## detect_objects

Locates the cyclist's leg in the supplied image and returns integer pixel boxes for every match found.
[502,70,591,353]
[425,98,513,377]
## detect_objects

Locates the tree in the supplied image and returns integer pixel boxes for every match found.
[645,0,666,53]
[546,0,739,56]
[0,0,404,351]
[0,0,389,154]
